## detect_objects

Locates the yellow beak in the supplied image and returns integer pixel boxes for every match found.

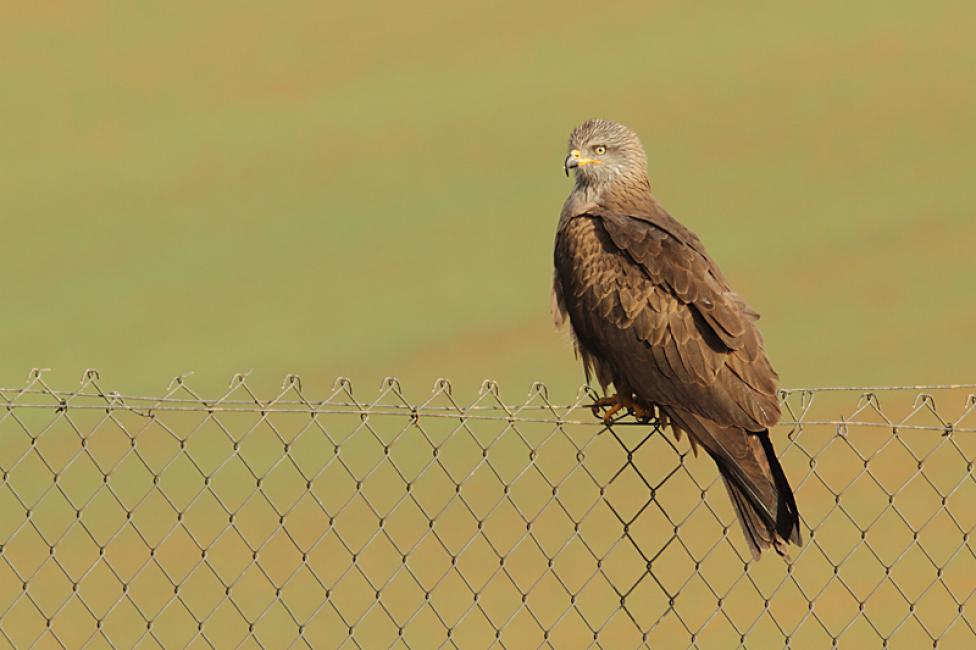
[564,149,603,176]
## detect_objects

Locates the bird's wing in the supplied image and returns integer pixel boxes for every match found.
[554,207,780,431]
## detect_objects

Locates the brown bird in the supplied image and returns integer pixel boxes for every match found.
[552,119,801,559]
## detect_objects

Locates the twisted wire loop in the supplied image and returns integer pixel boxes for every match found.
[0,376,974,648]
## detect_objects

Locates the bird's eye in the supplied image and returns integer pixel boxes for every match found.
[594,145,607,155]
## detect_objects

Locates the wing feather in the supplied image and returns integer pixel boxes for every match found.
[554,207,780,431]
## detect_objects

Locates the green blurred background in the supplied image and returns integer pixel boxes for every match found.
[2,4,975,648]
[3,0,974,398]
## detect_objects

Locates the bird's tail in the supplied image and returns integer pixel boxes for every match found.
[664,407,802,559]
[717,431,802,559]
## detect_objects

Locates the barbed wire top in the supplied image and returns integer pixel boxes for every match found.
[2,370,975,433]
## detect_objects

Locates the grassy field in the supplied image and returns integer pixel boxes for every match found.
[2,1,975,647]
[3,0,975,397]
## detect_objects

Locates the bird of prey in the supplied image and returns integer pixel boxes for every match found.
[552,119,801,558]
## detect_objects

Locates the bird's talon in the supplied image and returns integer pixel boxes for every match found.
[589,396,616,420]
[629,408,652,423]
[588,394,650,424]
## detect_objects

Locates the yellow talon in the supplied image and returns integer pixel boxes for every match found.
[589,394,653,424]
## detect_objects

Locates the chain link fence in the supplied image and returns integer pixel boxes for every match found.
[1,370,975,649]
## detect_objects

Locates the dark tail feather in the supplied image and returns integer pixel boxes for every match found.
[715,431,802,559]
[664,407,801,559]
[760,431,802,548]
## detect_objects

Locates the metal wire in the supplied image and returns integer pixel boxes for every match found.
[0,370,974,649]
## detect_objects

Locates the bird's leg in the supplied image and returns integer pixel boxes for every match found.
[590,393,652,424]
[656,409,671,429]
[590,395,624,422]
[629,401,653,423]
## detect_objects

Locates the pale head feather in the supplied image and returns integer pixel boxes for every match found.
[567,119,649,187]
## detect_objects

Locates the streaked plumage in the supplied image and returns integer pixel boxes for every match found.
[553,119,801,558]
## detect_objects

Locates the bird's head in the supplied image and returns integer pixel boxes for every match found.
[564,119,648,186]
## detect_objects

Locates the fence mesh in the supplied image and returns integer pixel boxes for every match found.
[1,370,975,649]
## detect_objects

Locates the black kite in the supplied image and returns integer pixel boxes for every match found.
[552,119,801,558]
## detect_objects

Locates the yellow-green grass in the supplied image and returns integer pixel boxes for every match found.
[3,0,974,396]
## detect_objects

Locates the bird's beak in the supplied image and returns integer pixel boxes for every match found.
[563,149,601,176]
[564,151,579,176]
